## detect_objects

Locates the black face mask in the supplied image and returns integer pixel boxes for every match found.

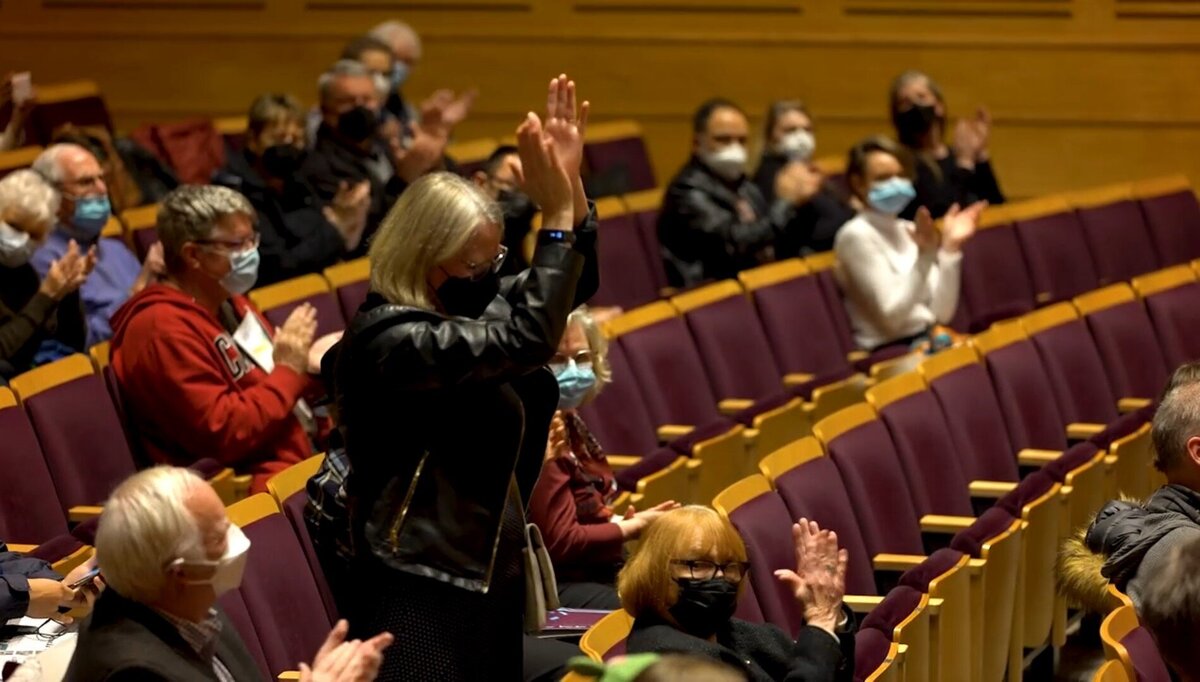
[668,578,739,638]
[894,103,940,144]
[436,270,501,319]
[336,106,379,144]
[259,144,307,179]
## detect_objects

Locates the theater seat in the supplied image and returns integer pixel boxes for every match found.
[1066,183,1161,285]
[854,629,902,682]
[0,388,72,544]
[622,188,671,294]
[1011,195,1100,305]
[119,204,161,261]
[1073,284,1171,404]
[590,196,664,309]
[578,608,634,662]
[582,120,655,196]
[1099,604,1172,682]
[265,455,338,622]
[23,80,112,145]
[1134,175,1200,266]
[248,273,345,337]
[322,257,370,325]
[0,145,43,180]
[959,203,1037,331]
[1132,265,1200,368]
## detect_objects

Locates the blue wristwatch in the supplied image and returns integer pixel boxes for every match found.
[538,229,577,246]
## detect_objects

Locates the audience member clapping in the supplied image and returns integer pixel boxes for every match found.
[752,100,854,256]
[889,70,1005,220]
[110,185,329,494]
[0,169,90,379]
[215,93,369,284]
[834,135,982,350]
[619,507,855,681]
[658,98,812,289]
[528,306,680,609]
[66,466,392,681]
[30,144,163,347]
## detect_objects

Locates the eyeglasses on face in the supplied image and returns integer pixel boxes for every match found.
[549,350,593,374]
[463,244,508,281]
[195,233,261,253]
[670,559,750,583]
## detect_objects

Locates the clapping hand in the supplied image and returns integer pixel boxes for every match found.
[542,75,590,225]
[419,89,477,138]
[908,206,940,254]
[516,112,573,231]
[953,106,992,168]
[773,518,848,633]
[941,200,986,253]
[301,619,394,682]
[39,239,94,301]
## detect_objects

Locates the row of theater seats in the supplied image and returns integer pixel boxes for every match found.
[1097,586,1171,681]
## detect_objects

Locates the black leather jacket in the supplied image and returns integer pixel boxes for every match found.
[658,156,796,288]
[326,209,598,593]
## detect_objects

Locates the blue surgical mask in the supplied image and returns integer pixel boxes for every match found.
[71,195,111,241]
[867,177,916,216]
[391,62,409,90]
[555,359,597,410]
[221,248,260,295]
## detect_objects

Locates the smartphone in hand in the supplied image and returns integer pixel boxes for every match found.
[68,565,101,589]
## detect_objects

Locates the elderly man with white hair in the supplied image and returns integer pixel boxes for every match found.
[0,169,91,379]
[66,466,392,681]
[30,143,164,347]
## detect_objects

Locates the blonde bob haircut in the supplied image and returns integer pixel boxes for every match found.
[617,506,748,620]
[568,306,612,403]
[369,172,503,310]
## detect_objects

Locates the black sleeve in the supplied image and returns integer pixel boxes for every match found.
[665,182,792,262]
[54,290,87,353]
[0,543,61,621]
[571,204,600,307]
[0,293,56,364]
[255,209,345,286]
[784,625,854,682]
[366,239,584,390]
[970,160,1006,206]
[102,666,175,681]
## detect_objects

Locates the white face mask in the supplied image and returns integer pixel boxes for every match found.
[701,143,748,182]
[776,129,815,162]
[0,221,36,268]
[172,524,251,597]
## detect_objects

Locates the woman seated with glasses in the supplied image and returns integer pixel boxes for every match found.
[620,506,855,682]
[528,306,680,610]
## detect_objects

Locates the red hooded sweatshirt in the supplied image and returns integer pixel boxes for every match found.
[110,284,311,493]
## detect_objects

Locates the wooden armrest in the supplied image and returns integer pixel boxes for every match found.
[1104,454,1118,466]
[7,544,36,554]
[843,595,884,613]
[1118,397,1151,414]
[926,596,944,616]
[69,505,104,522]
[968,480,1017,499]
[718,398,754,415]
[606,455,641,470]
[278,673,301,681]
[685,459,702,471]
[658,287,679,298]
[1017,448,1061,466]
[657,425,694,441]
[743,428,759,441]
[920,514,975,534]
[1035,292,1052,304]
[846,350,868,363]
[1066,422,1105,441]
[873,553,928,571]
[783,373,816,387]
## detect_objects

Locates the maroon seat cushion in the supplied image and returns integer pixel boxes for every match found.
[1028,320,1120,427]
[218,589,273,680]
[927,365,1020,484]
[1139,190,1200,266]
[960,223,1035,332]
[854,627,894,680]
[728,490,808,637]
[1042,443,1102,483]
[735,575,765,624]
[682,294,785,402]
[616,322,724,428]
[812,267,858,357]
[27,534,85,564]
[860,585,924,634]
[579,342,660,456]
[1083,302,1171,401]
[591,213,662,309]
[750,273,853,377]
[335,281,370,326]
[898,548,965,593]
[283,491,340,622]
[1121,627,1173,682]
[1076,201,1161,285]
[1143,283,1200,368]
[983,339,1069,452]
[583,137,656,196]
[261,292,345,338]
[1014,211,1101,304]
[614,447,678,492]
[996,471,1056,517]
[877,392,974,518]
[774,459,877,596]
[950,507,1017,558]
[0,404,68,544]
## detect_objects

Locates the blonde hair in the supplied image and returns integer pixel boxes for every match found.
[0,169,59,240]
[617,506,748,620]
[369,172,502,310]
[95,467,206,604]
[568,306,612,402]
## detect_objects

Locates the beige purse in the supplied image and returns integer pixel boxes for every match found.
[523,523,561,634]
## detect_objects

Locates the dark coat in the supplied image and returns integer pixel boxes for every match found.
[752,153,855,257]
[65,590,264,682]
[0,263,86,380]
[658,156,796,288]
[326,209,599,593]
[214,149,347,286]
[627,612,855,682]
[1087,484,1200,592]
[0,541,59,621]
[899,155,1005,220]
[299,123,407,242]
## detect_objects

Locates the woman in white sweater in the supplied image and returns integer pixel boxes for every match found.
[834,135,984,350]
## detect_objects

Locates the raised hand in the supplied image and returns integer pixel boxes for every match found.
[543,75,589,181]
[941,200,986,253]
[908,206,940,254]
[389,124,447,184]
[617,500,680,539]
[516,112,573,231]
[420,89,477,138]
[324,180,371,250]
[774,161,823,207]
[774,518,848,632]
[544,411,570,462]
[39,239,90,300]
[273,303,318,375]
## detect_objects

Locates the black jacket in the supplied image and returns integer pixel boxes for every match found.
[752,153,855,257]
[0,264,86,380]
[65,590,264,682]
[900,154,1005,220]
[327,209,599,593]
[0,542,59,622]
[627,613,855,682]
[214,149,347,285]
[1086,484,1200,588]
[299,123,407,241]
[658,156,796,288]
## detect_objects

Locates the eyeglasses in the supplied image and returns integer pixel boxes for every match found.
[58,174,106,192]
[463,244,508,281]
[670,559,750,583]
[195,233,261,253]
[549,350,593,374]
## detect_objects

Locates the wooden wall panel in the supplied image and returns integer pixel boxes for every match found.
[0,0,1197,198]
